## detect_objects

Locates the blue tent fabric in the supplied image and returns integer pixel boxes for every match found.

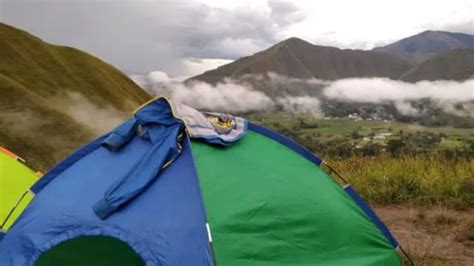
[0,132,213,265]
[30,134,108,194]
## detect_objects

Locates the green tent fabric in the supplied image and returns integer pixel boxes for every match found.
[0,148,38,231]
[192,131,400,265]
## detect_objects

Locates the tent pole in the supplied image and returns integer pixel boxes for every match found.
[321,161,349,184]
[1,190,29,230]
[398,245,414,266]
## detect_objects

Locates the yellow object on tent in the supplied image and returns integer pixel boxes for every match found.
[0,147,40,232]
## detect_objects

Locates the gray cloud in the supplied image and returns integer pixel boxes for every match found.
[268,0,306,27]
[439,20,474,34]
[1,0,297,75]
[174,3,281,60]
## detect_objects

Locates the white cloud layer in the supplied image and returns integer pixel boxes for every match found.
[171,80,274,113]
[323,78,474,102]
[132,71,474,118]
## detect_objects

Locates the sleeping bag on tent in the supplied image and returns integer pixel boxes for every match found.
[0,147,39,238]
[0,97,402,265]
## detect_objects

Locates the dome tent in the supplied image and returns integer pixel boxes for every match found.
[0,98,403,265]
[0,147,39,239]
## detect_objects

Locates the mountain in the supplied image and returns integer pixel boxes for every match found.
[0,23,150,170]
[373,30,474,62]
[401,49,474,82]
[191,37,413,84]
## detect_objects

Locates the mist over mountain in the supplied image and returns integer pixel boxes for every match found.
[373,30,474,63]
[0,23,150,169]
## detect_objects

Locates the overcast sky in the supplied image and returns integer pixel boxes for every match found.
[1,0,473,77]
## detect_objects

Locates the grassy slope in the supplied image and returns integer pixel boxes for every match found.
[0,23,150,170]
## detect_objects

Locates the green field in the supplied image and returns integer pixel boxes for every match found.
[249,112,474,138]
[247,112,474,208]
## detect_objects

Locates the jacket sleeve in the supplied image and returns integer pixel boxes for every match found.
[102,118,138,151]
[93,124,183,219]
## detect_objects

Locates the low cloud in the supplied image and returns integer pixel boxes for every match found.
[393,101,421,116]
[171,80,274,113]
[323,78,474,102]
[50,92,127,133]
[324,78,474,117]
[132,71,474,119]
[276,96,321,116]
[132,71,324,114]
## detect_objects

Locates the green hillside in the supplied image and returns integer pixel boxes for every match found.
[0,23,150,171]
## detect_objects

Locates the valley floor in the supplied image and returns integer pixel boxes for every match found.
[375,205,474,265]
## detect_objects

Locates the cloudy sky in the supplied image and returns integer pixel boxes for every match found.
[1,0,473,77]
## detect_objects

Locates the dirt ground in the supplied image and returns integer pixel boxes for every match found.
[375,205,474,266]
